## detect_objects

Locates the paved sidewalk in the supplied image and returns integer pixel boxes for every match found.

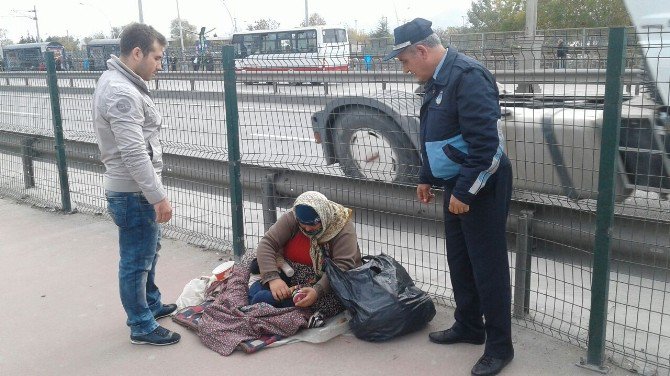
[0,197,632,376]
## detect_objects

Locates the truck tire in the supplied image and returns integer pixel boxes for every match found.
[332,107,420,184]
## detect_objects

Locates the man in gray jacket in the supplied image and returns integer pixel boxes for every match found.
[93,23,179,346]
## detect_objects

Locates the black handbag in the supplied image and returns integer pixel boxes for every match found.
[325,254,436,342]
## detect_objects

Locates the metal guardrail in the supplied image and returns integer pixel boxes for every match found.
[0,69,647,94]
[1,129,667,266]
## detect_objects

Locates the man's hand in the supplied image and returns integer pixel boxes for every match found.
[448,195,470,215]
[417,184,435,204]
[294,287,318,308]
[153,198,173,223]
[269,279,290,301]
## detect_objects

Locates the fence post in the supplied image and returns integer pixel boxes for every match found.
[45,51,72,213]
[513,210,534,318]
[579,27,626,373]
[261,174,277,232]
[21,138,36,189]
[222,45,246,262]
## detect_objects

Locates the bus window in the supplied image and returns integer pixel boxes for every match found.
[85,39,121,71]
[323,29,347,43]
[231,34,246,58]
[260,33,276,54]
[295,30,317,53]
[278,32,294,52]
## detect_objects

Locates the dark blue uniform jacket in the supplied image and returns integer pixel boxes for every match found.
[419,47,508,205]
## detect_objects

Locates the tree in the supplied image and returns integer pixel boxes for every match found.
[466,0,631,32]
[538,0,631,29]
[247,19,280,31]
[370,17,392,39]
[433,26,471,45]
[347,27,370,53]
[45,35,81,52]
[19,35,37,44]
[83,32,107,46]
[170,18,197,48]
[347,28,369,44]
[300,13,326,27]
[110,25,129,39]
[467,0,525,32]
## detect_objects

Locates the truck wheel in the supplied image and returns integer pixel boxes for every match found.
[333,108,420,184]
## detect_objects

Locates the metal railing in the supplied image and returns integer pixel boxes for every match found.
[0,69,647,95]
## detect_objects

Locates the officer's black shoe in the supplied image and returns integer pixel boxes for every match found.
[470,354,514,376]
[428,327,485,345]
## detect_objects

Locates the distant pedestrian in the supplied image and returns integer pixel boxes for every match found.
[385,18,514,376]
[93,23,180,346]
[55,54,63,71]
[204,52,214,71]
[557,39,568,68]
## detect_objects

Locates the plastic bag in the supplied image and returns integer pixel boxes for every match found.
[325,254,436,342]
[176,277,209,311]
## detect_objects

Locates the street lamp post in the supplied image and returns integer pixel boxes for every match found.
[220,0,237,33]
[11,6,40,41]
[138,0,144,23]
[175,0,187,70]
[304,0,309,27]
[32,6,40,42]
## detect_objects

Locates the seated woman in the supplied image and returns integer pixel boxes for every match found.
[255,191,362,319]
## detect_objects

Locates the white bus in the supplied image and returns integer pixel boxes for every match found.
[231,26,349,71]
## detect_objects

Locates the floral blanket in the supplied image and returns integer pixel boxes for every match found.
[189,265,309,356]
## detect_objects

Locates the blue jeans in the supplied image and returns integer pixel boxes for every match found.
[248,281,294,308]
[106,191,163,336]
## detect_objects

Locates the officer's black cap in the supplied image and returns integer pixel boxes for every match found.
[383,18,434,61]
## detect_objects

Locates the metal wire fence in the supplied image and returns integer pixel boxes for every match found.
[0,27,668,375]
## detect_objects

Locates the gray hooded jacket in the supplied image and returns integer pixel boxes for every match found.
[93,55,166,204]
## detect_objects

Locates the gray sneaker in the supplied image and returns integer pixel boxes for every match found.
[130,326,181,346]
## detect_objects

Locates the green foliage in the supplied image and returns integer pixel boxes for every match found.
[82,32,107,47]
[300,13,327,27]
[170,18,197,48]
[370,17,392,39]
[110,25,129,39]
[467,0,525,32]
[538,0,631,29]
[434,26,470,41]
[18,35,38,44]
[246,19,280,31]
[466,0,631,32]
[347,28,369,44]
[45,35,81,51]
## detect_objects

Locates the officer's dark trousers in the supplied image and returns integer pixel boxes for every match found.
[443,161,514,359]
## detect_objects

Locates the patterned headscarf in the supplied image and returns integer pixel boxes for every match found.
[292,191,352,276]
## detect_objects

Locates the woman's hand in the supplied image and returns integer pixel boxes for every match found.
[268,279,291,301]
[294,287,318,308]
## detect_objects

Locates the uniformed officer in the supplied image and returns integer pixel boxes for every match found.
[384,18,514,376]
